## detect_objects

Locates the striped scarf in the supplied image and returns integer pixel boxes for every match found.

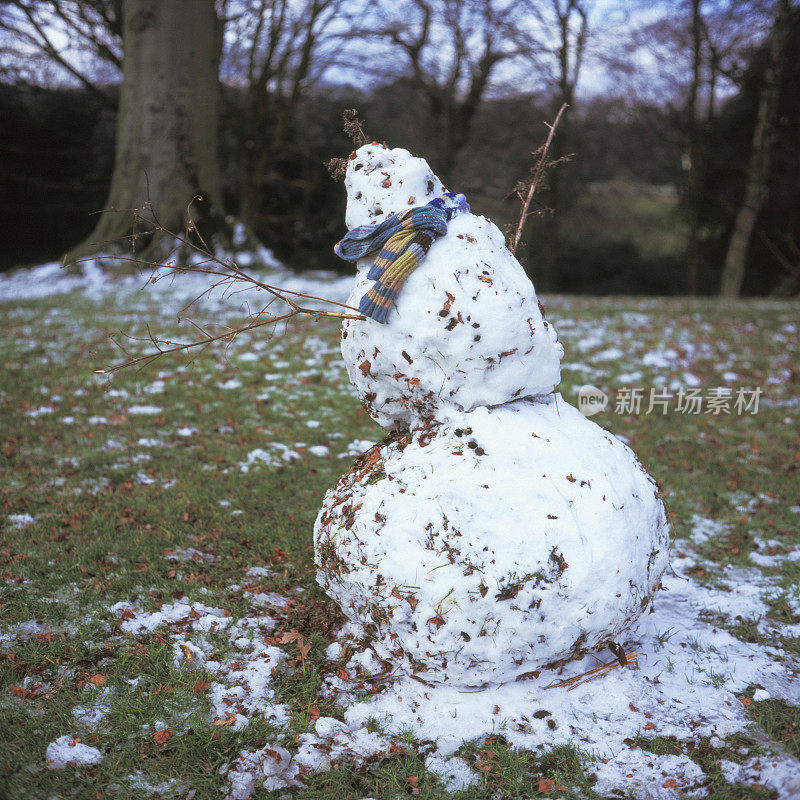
[335,192,470,323]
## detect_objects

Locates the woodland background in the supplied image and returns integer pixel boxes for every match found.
[0,0,798,297]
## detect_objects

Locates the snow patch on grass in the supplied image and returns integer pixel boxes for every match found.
[46,735,104,769]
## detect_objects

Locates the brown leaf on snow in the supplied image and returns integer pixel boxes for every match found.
[153,729,173,745]
[180,644,194,662]
[427,615,445,629]
[406,595,418,611]
[336,668,350,682]
[662,779,681,788]
[213,713,237,727]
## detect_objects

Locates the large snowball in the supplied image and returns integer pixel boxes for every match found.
[340,145,563,430]
[314,397,670,688]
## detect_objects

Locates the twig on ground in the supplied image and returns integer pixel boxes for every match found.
[544,648,642,692]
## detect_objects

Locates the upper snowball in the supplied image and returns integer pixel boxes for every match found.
[339,145,563,430]
[344,144,445,230]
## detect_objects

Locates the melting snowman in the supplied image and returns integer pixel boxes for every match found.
[314,144,669,688]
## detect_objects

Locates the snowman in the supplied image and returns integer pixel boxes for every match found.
[314,144,669,688]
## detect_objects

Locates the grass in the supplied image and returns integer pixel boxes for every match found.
[1,280,799,799]
[634,734,776,800]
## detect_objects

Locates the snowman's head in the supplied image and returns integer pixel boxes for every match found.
[344,144,445,230]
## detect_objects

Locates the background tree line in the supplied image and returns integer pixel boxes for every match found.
[0,0,797,296]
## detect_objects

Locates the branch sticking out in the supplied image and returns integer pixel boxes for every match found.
[508,104,569,256]
[342,108,369,147]
[81,197,364,375]
[326,108,372,180]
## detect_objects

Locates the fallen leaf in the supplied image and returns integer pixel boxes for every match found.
[89,674,106,686]
[192,679,211,693]
[263,747,284,762]
[308,706,320,722]
[740,697,752,707]
[212,713,237,727]
[406,775,418,787]
[153,729,173,745]
[180,644,194,662]
[662,778,680,788]
[296,638,311,659]
[538,778,555,792]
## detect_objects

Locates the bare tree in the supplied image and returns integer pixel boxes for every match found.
[720,0,792,298]
[221,0,360,231]
[64,0,227,267]
[632,0,773,293]
[368,0,544,182]
[0,0,121,101]
[534,0,591,291]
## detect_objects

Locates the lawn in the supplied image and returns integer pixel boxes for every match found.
[1,264,799,799]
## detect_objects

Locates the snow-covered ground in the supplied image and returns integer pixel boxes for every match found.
[0,256,353,310]
[2,256,799,799]
[20,531,799,798]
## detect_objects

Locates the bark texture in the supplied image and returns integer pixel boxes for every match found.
[66,0,225,267]
[683,0,704,295]
[719,0,790,298]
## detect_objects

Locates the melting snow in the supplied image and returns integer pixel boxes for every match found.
[126,405,162,415]
[46,736,104,769]
[8,513,35,528]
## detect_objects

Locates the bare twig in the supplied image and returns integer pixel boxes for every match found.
[544,648,642,692]
[341,108,369,146]
[325,108,371,179]
[508,103,569,256]
[85,198,364,375]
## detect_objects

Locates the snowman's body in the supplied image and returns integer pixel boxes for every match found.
[314,144,669,688]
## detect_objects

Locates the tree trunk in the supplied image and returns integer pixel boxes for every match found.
[65,0,226,269]
[719,0,790,298]
[684,0,704,294]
